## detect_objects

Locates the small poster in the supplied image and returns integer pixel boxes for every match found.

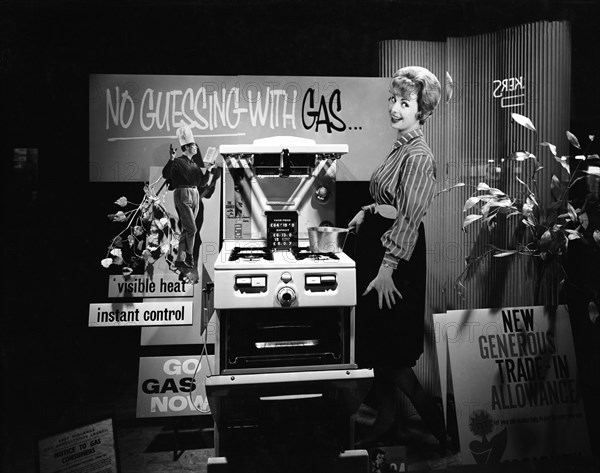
[137,355,215,417]
[440,305,590,465]
[37,418,119,473]
[266,211,298,250]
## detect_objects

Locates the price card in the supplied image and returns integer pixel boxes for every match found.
[266,211,298,250]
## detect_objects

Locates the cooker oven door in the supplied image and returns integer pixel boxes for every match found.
[220,307,355,373]
[205,368,373,454]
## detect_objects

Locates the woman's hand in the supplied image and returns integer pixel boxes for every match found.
[348,209,365,234]
[363,264,402,309]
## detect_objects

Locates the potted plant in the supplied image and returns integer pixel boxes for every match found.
[443,113,599,306]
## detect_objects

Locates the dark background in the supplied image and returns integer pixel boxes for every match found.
[1,0,599,469]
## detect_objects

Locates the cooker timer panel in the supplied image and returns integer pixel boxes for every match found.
[305,273,338,292]
[234,275,268,293]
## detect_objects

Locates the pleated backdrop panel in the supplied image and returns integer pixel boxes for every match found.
[377,21,571,400]
[444,21,571,311]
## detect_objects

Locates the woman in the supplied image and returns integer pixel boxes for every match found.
[349,66,446,448]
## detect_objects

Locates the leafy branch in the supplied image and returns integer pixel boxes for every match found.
[101,179,178,276]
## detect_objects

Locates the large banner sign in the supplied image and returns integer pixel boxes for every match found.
[89,74,394,182]
[437,305,590,465]
[137,355,214,417]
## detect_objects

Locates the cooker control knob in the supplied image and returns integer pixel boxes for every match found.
[281,272,292,283]
[277,287,296,307]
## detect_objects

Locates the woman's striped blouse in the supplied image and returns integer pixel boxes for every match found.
[363,129,437,269]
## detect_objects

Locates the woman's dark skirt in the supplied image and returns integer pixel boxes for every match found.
[354,213,426,369]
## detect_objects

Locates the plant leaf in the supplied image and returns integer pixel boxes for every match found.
[463,196,481,212]
[513,151,529,161]
[515,176,533,194]
[522,218,535,228]
[528,193,538,207]
[493,250,518,258]
[589,301,599,324]
[114,196,128,207]
[553,155,570,174]
[489,198,514,208]
[516,176,527,186]
[540,229,552,243]
[566,131,581,149]
[477,182,490,191]
[540,142,557,156]
[511,113,536,132]
[550,174,562,200]
[481,202,492,217]
[483,215,497,231]
[584,167,600,177]
[567,202,578,221]
[463,214,483,228]
[568,176,586,188]
[437,182,465,195]
[445,71,454,103]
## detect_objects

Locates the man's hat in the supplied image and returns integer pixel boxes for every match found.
[176,125,195,147]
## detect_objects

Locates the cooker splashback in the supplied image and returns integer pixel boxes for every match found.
[220,136,347,242]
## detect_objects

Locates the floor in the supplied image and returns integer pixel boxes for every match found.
[3,379,599,473]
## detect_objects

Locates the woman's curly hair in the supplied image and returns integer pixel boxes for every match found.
[391,66,441,124]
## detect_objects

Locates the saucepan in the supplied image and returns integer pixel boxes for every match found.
[307,226,349,253]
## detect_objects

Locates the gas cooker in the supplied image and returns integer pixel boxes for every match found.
[207,137,373,463]
[214,239,356,309]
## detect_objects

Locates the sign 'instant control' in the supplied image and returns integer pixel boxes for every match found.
[88,301,193,327]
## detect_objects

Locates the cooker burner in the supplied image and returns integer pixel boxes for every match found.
[229,246,273,262]
[291,246,339,261]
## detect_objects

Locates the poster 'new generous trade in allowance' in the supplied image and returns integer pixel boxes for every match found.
[436,305,590,465]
